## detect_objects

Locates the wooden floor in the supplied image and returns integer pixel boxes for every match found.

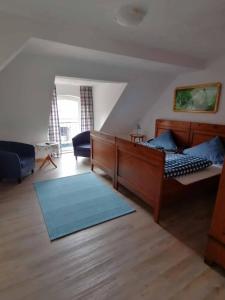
[1,153,225,300]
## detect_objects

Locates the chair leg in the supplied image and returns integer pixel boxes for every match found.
[17,177,22,184]
[75,155,78,160]
[31,169,34,174]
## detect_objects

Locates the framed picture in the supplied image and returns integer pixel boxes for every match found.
[174,82,222,113]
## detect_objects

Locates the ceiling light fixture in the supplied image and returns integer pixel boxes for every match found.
[114,4,147,27]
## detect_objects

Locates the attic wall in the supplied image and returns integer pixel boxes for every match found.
[102,74,174,137]
[140,55,225,138]
[0,52,178,144]
[93,82,126,130]
[56,83,80,97]
[0,54,54,144]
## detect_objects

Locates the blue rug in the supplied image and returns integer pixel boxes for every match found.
[34,173,135,240]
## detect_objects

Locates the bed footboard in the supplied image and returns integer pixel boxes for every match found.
[91,131,116,184]
[115,138,165,222]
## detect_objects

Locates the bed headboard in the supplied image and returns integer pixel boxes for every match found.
[155,119,225,148]
[155,119,191,148]
[189,122,225,146]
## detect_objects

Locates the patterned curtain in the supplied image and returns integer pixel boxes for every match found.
[80,86,94,132]
[48,86,61,157]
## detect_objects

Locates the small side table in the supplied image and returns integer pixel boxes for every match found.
[130,134,145,143]
[35,143,59,168]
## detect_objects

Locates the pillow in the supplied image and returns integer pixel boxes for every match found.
[183,136,225,164]
[147,130,178,152]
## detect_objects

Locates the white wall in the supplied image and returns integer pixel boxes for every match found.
[0,54,54,144]
[0,51,177,144]
[56,83,80,97]
[140,55,225,138]
[102,73,174,137]
[93,82,126,130]
[2,49,224,145]
[3,49,224,145]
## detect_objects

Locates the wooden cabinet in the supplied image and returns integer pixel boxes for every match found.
[205,162,225,268]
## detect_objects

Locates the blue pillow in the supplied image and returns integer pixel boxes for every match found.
[183,136,225,164]
[147,130,178,151]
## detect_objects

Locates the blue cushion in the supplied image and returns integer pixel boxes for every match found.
[183,136,225,164]
[147,130,177,151]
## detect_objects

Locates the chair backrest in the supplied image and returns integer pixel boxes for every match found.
[73,131,90,144]
[81,131,90,143]
[0,141,34,156]
[0,141,12,152]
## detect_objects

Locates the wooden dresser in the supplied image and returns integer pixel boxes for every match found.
[205,162,225,268]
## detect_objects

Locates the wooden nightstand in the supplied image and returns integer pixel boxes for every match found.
[130,134,145,143]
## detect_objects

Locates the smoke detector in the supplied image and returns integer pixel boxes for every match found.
[115,4,147,27]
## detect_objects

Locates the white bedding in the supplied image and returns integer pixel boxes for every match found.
[175,164,222,185]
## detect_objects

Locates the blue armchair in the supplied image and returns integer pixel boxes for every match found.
[72,131,91,160]
[0,141,35,183]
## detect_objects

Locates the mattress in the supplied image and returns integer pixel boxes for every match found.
[174,164,222,185]
[164,154,212,178]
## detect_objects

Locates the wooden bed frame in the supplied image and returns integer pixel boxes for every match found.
[91,131,116,181]
[91,119,225,223]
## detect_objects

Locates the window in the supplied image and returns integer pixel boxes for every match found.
[57,96,81,152]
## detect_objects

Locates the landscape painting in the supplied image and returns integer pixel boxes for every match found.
[174,82,221,113]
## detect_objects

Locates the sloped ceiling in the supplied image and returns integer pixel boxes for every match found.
[0,0,224,60]
[1,0,224,140]
[0,5,207,74]
[1,0,224,72]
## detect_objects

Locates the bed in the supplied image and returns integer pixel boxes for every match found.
[91,119,225,223]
